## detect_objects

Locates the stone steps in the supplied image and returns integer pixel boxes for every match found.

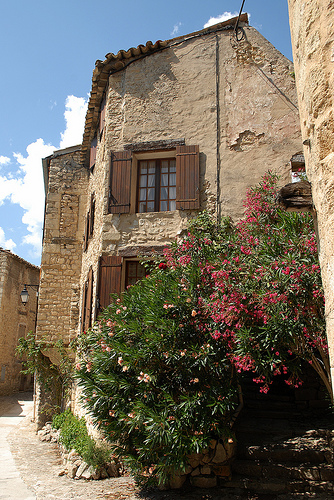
[223,373,334,496]
[224,474,334,495]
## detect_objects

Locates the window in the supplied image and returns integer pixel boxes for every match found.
[125,260,147,288]
[97,253,158,311]
[108,145,200,214]
[137,158,176,213]
[290,153,305,183]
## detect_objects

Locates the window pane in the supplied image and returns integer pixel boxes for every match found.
[140,175,147,187]
[147,188,155,200]
[170,173,176,186]
[160,187,168,200]
[140,188,147,201]
[147,201,155,211]
[139,202,146,213]
[161,173,168,186]
[140,161,148,174]
[169,200,176,211]
[160,200,168,211]
[169,186,176,200]
[161,160,169,172]
[148,174,155,187]
[137,265,145,277]
[128,262,137,277]
[170,160,176,172]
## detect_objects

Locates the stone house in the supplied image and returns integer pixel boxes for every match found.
[38,14,303,411]
[0,248,39,395]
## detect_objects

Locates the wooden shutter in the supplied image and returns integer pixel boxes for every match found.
[176,145,200,210]
[99,95,106,135]
[83,211,90,251]
[89,136,97,170]
[109,151,132,214]
[89,194,95,237]
[98,256,123,310]
[82,268,94,331]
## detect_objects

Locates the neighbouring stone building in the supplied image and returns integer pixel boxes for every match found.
[0,248,39,395]
[37,14,304,415]
[288,0,334,392]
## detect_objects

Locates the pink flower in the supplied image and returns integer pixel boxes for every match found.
[158,262,167,270]
[116,309,121,314]
[191,310,197,317]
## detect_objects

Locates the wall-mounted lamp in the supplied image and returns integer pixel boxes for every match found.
[20,284,39,306]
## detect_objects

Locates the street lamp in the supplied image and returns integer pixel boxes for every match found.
[20,284,39,305]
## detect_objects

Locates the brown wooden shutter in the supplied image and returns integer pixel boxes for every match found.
[109,151,132,214]
[84,211,90,251]
[98,256,123,310]
[176,145,200,210]
[99,95,106,136]
[89,194,95,237]
[89,136,97,170]
[82,268,94,331]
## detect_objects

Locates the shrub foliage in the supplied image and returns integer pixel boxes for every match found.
[76,172,328,485]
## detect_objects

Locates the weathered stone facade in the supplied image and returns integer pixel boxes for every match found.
[0,248,39,395]
[38,15,303,413]
[78,16,301,332]
[38,146,88,344]
[288,0,334,389]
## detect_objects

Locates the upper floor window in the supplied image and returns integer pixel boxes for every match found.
[290,152,305,183]
[108,144,199,214]
[137,158,176,213]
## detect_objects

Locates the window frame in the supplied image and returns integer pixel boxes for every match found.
[136,156,177,213]
[131,150,177,214]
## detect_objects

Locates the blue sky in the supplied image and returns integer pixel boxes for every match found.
[0,0,292,266]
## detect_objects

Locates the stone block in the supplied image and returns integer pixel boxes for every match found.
[191,475,217,488]
[76,461,89,478]
[169,474,187,489]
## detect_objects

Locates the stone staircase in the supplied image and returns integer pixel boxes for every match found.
[224,372,334,497]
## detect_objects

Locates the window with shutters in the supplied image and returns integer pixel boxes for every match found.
[97,256,150,312]
[108,145,200,214]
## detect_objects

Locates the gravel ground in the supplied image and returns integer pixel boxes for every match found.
[3,392,332,500]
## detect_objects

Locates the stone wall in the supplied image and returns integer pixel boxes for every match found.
[288,0,334,388]
[0,249,39,395]
[80,24,303,322]
[37,146,88,344]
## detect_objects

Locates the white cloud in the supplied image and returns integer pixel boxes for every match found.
[204,12,239,28]
[171,22,182,37]
[0,156,10,166]
[0,94,89,261]
[60,95,88,149]
[0,227,16,251]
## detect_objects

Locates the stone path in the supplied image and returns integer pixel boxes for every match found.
[1,392,332,500]
[0,392,36,500]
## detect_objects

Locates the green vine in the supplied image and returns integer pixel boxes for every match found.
[16,332,75,416]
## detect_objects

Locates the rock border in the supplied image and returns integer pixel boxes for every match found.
[37,423,122,480]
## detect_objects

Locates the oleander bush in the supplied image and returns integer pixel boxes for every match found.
[76,172,329,486]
